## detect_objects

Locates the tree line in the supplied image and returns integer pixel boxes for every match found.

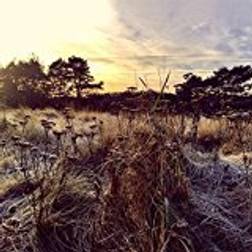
[0,56,103,108]
[1,55,252,117]
[175,65,252,117]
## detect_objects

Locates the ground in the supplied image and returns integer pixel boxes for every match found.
[0,108,252,252]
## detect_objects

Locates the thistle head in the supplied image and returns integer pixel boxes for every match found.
[65,125,72,131]
[90,124,98,130]
[41,119,49,127]
[31,146,39,153]
[11,135,21,143]
[0,139,6,147]
[53,129,64,139]
[18,141,33,149]
[48,154,58,163]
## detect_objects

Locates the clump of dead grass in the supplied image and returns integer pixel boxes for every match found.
[0,110,194,252]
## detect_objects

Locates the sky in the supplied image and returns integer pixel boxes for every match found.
[0,0,252,91]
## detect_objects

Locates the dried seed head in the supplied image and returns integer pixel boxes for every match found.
[18,141,32,149]
[31,146,39,153]
[41,152,49,159]
[44,123,53,130]
[65,124,72,130]
[11,135,20,142]
[40,119,48,126]
[53,129,64,139]
[90,124,98,130]
[19,120,26,126]
[49,154,57,162]
[0,139,7,147]
[48,121,56,127]
[10,122,18,129]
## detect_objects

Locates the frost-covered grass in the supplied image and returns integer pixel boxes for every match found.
[1,108,252,252]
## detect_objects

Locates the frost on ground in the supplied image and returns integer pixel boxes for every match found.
[0,109,252,252]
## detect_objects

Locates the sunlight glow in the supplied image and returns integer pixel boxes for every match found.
[0,0,116,63]
[0,0,233,91]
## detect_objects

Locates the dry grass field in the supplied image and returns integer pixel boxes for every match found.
[1,108,252,252]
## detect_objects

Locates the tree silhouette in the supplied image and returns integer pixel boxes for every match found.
[175,65,252,116]
[0,58,46,107]
[47,56,103,98]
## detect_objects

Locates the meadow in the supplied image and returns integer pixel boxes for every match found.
[0,107,252,252]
